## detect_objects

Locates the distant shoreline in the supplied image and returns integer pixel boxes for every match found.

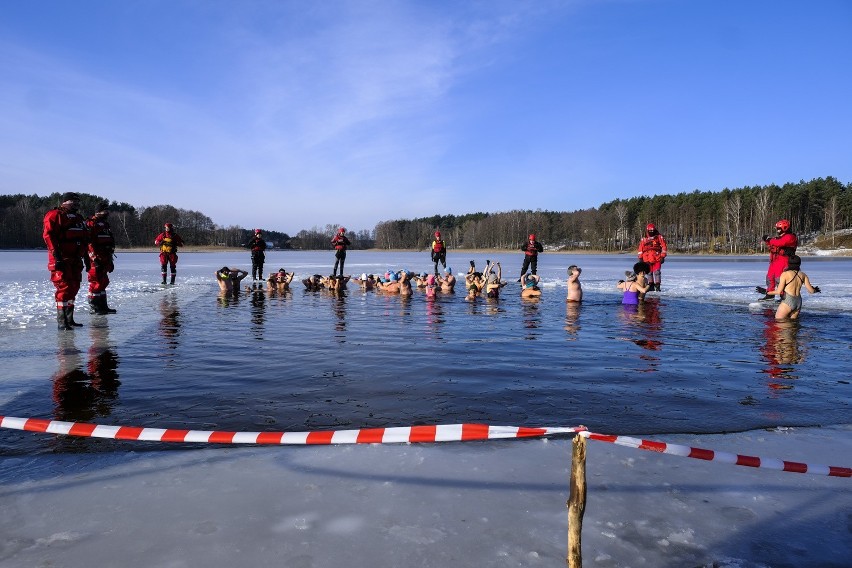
[5,247,850,257]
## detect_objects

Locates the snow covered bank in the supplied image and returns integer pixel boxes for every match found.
[1,425,849,567]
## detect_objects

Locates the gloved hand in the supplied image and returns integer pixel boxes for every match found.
[53,258,64,272]
[469,260,475,267]
[83,256,91,272]
[660,256,666,264]
[762,235,769,242]
[813,286,821,293]
[755,286,767,294]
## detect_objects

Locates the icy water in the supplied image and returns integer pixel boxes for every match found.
[1,250,850,455]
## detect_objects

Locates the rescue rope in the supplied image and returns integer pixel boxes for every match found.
[2,415,848,478]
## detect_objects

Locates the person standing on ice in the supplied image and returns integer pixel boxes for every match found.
[758,219,798,301]
[637,223,667,291]
[86,201,117,314]
[519,233,543,281]
[331,227,351,278]
[154,223,184,285]
[246,229,267,281]
[43,192,90,330]
[430,230,447,275]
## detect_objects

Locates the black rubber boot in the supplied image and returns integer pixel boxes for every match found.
[170,273,176,285]
[65,306,83,327]
[57,308,72,330]
[101,295,117,314]
[89,297,101,314]
[161,273,167,285]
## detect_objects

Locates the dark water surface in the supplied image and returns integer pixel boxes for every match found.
[1,252,850,454]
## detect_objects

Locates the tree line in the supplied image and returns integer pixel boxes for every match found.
[373,177,852,252]
[1,177,849,252]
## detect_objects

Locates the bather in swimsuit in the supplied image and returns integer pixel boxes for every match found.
[782,294,802,311]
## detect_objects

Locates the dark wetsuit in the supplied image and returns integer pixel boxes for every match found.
[247,236,267,280]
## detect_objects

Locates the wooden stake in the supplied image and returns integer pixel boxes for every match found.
[567,434,587,568]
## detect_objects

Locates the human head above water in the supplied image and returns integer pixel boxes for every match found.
[633,261,651,275]
[567,265,581,274]
[786,255,801,270]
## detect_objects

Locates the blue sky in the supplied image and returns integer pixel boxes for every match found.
[1,0,850,234]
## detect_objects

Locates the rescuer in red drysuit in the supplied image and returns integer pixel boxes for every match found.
[759,219,798,301]
[637,223,668,291]
[331,227,351,278]
[430,230,447,275]
[154,223,185,285]
[247,228,267,281]
[86,201,117,314]
[43,192,90,330]
[519,234,544,282]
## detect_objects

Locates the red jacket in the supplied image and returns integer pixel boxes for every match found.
[155,232,185,253]
[43,207,88,270]
[638,234,667,264]
[766,232,797,263]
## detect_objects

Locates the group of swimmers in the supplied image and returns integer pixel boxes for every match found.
[217,254,820,320]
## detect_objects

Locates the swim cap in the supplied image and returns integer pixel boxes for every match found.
[389,272,398,282]
[445,267,453,275]
[427,275,435,285]
[361,273,367,280]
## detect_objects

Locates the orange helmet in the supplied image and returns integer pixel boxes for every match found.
[775,219,790,232]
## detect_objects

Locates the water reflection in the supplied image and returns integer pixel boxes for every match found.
[564,301,581,341]
[333,292,347,339]
[159,291,182,364]
[522,299,541,340]
[248,283,267,340]
[618,299,664,372]
[760,318,804,389]
[52,324,120,423]
[425,296,445,340]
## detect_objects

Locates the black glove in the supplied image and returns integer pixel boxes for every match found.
[660,257,665,264]
[83,256,92,272]
[53,258,64,271]
[762,235,769,242]
[813,286,821,293]
[469,260,475,267]
[755,286,767,294]
[430,252,436,262]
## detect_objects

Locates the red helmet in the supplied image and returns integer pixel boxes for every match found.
[775,219,790,232]
[529,234,536,240]
[254,228,261,233]
[339,227,346,233]
[164,223,173,230]
[434,230,441,238]
[646,223,657,233]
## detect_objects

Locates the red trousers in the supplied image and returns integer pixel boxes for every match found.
[766,257,789,293]
[87,266,110,298]
[50,263,83,307]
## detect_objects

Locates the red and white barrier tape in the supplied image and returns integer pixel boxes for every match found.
[0,416,583,445]
[2,416,848,478]
[580,431,851,478]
